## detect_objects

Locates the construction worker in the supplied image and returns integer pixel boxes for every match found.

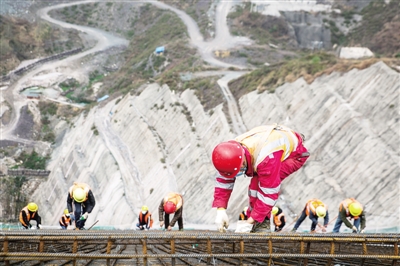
[137,205,153,230]
[238,207,248,220]
[271,206,286,232]
[19,202,42,229]
[159,192,184,231]
[59,209,73,229]
[292,199,329,233]
[333,198,366,233]
[212,124,309,233]
[67,182,96,230]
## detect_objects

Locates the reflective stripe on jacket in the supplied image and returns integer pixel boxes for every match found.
[235,124,299,170]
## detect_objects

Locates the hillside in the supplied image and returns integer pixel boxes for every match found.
[0,15,82,76]
[0,0,399,232]
[26,61,399,232]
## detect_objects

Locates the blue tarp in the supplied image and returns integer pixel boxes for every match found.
[155,46,165,54]
[97,95,109,102]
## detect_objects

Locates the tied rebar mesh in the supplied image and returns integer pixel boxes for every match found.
[1,230,399,266]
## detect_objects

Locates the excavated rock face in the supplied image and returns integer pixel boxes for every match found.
[239,61,399,230]
[33,62,399,231]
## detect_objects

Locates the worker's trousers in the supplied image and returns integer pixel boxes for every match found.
[164,214,183,230]
[333,215,360,232]
[74,201,88,229]
[293,210,318,231]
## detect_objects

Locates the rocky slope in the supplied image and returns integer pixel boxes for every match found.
[32,61,399,232]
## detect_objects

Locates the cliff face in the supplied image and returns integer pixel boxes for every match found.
[33,61,399,231]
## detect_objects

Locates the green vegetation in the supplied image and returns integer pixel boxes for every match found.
[346,0,400,55]
[38,101,58,116]
[59,79,79,91]
[326,20,347,46]
[15,150,50,170]
[227,4,291,46]
[104,7,200,95]
[91,125,99,136]
[0,15,82,75]
[230,52,338,97]
[0,176,27,221]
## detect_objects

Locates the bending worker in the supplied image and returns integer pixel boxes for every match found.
[292,198,329,233]
[159,192,184,231]
[212,124,309,233]
[59,209,73,229]
[333,198,366,233]
[19,202,42,229]
[137,205,153,230]
[67,182,96,230]
[271,206,286,232]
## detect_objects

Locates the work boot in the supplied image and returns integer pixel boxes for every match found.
[251,218,271,233]
[291,228,297,232]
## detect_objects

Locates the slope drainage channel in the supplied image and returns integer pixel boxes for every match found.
[1,231,399,265]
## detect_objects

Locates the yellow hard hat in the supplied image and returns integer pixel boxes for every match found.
[141,205,149,212]
[316,206,326,218]
[64,209,69,215]
[271,206,279,215]
[73,188,86,203]
[27,202,38,212]
[349,202,362,216]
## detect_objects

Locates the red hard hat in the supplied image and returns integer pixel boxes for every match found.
[164,201,177,214]
[212,141,244,178]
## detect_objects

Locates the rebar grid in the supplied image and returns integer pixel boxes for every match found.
[1,231,399,266]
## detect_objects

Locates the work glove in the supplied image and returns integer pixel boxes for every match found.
[80,212,89,220]
[352,226,358,233]
[215,208,229,233]
[234,220,253,233]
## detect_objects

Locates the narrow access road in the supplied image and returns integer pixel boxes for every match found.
[0,0,128,143]
[143,0,252,70]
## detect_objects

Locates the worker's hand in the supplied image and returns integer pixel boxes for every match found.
[80,212,89,220]
[321,226,327,233]
[234,220,253,233]
[352,226,358,233]
[167,226,172,231]
[159,221,164,227]
[28,223,32,229]
[215,208,229,232]
[139,225,143,230]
